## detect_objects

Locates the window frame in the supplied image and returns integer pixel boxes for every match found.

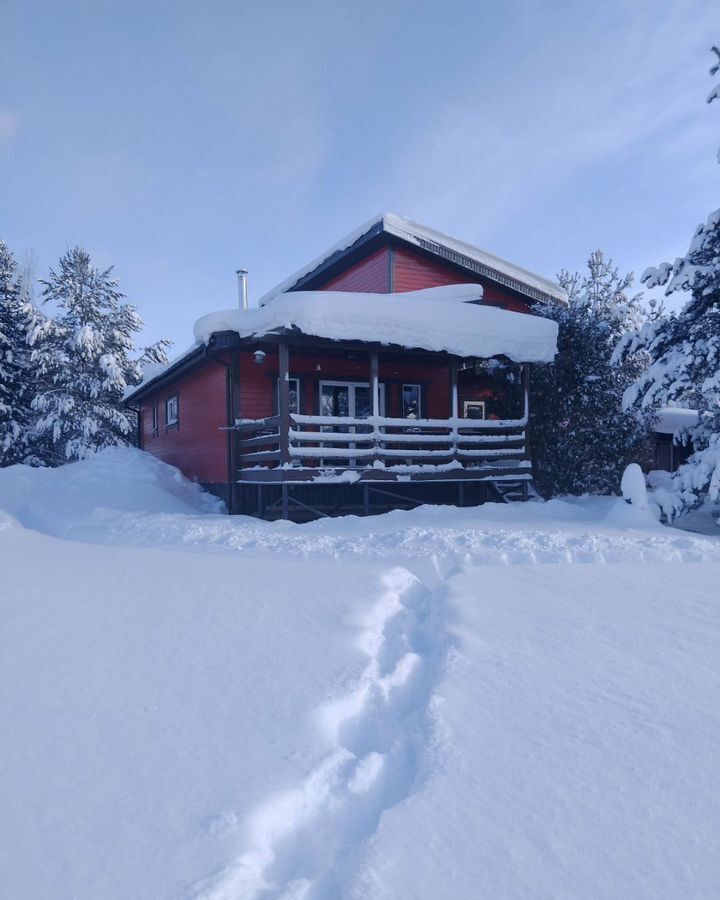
[276,376,301,415]
[462,399,486,420]
[401,383,422,419]
[318,380,386,417]
[165,393,179,429]
[151,403,159,436]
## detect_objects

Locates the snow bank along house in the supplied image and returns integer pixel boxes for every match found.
[126,214,564,519]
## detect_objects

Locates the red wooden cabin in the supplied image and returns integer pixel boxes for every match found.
[126,214,564,519]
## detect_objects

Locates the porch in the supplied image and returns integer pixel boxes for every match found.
[231,339,532,519]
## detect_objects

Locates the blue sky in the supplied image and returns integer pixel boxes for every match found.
[1,0,717,350]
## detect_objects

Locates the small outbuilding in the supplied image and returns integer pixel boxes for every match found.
[651,407,698,472]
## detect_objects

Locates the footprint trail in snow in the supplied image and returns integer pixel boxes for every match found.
[195,567,449,900]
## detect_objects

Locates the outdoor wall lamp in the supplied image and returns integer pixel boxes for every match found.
[254,349,266,365]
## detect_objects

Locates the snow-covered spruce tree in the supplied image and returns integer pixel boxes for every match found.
[529,251,651,498]
[616,45,720,520]
[0,239,39,466]
[32,247,169,463]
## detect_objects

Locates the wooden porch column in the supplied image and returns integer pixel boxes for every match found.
[450,358,459,462]
[370,350,380,417]
[450,358,459,418]
[522,362,531,465]
[278,341,291,467]
[370,350,380,465]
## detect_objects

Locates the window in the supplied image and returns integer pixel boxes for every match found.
[151,403,159,435]
[402,384,422,419]
[277,377,300,414]
[319,381,386,418]
[463,400,485,420]
[166,394,179,428]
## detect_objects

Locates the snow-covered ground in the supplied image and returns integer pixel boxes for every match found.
[2,449,719,899]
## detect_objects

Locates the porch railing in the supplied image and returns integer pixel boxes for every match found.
[235,413,528,472]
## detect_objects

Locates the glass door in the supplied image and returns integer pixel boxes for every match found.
[319,381,384,465]
[320,383,350,419]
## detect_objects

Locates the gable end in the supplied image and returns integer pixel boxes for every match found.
[412,237,553,306]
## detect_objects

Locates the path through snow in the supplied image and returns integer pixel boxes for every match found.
[195,567,451,900]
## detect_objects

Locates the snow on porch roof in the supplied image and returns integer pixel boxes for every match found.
[193,285,559,363]
[258,212,568,308]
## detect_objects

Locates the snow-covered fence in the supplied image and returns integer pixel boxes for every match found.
[235,413,528,472]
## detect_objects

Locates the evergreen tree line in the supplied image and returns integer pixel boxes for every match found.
[0,242,169,467]
[528,250,654,499]
[531,43,720,519]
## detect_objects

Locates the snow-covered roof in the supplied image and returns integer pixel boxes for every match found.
[652,407,699,435]
[123,345,202,401]
[193,285,559,363]
[258,213,568,307]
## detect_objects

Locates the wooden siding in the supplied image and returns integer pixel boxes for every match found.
[392,245,531,313]
[238,350,452,420]
[139,360,228,483]
[313,243,532,313]
[393,244,472,292]
[236,350,516,422]
[320,246,391,293]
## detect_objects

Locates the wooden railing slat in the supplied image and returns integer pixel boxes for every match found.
[237,432,281,450]
[239,450,282,464]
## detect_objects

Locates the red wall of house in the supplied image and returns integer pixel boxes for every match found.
[139,360,228,484]
[238,349,453,421]
[392,246,531,312]
[313,243,531,313]
[320,247,391,292]
[392,245,471,292]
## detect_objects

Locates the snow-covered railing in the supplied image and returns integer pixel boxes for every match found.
[236,413,527,471]
[290,413,528,429]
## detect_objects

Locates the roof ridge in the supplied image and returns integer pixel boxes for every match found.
[258,214,567,306]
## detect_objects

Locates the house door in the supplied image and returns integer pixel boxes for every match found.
[319,381,384,465]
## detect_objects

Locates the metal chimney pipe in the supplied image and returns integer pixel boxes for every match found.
[236,269,249,310]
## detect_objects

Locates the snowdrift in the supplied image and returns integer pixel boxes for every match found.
[0,447,223,537]
[3,448,720,899]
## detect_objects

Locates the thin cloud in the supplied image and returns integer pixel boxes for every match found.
[0,111,19,146]
[384,2,716,240]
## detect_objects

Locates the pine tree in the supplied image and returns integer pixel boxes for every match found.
[0,239,37,465]
[529,251,651,498]
[32,246,169,463]
[618,45,720,520]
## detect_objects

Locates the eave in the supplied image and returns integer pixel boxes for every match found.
[123,341,230,405]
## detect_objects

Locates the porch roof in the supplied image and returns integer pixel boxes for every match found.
[193,285,559,363]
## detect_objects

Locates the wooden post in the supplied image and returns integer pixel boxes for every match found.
[281,483,289,520]
[521,362,530,462]
[449,358,459,461]
[278,341,291,466]
[370,350,380,464]
[370,350,380,417]
[450,358,459,418]
[521,362,529,422]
